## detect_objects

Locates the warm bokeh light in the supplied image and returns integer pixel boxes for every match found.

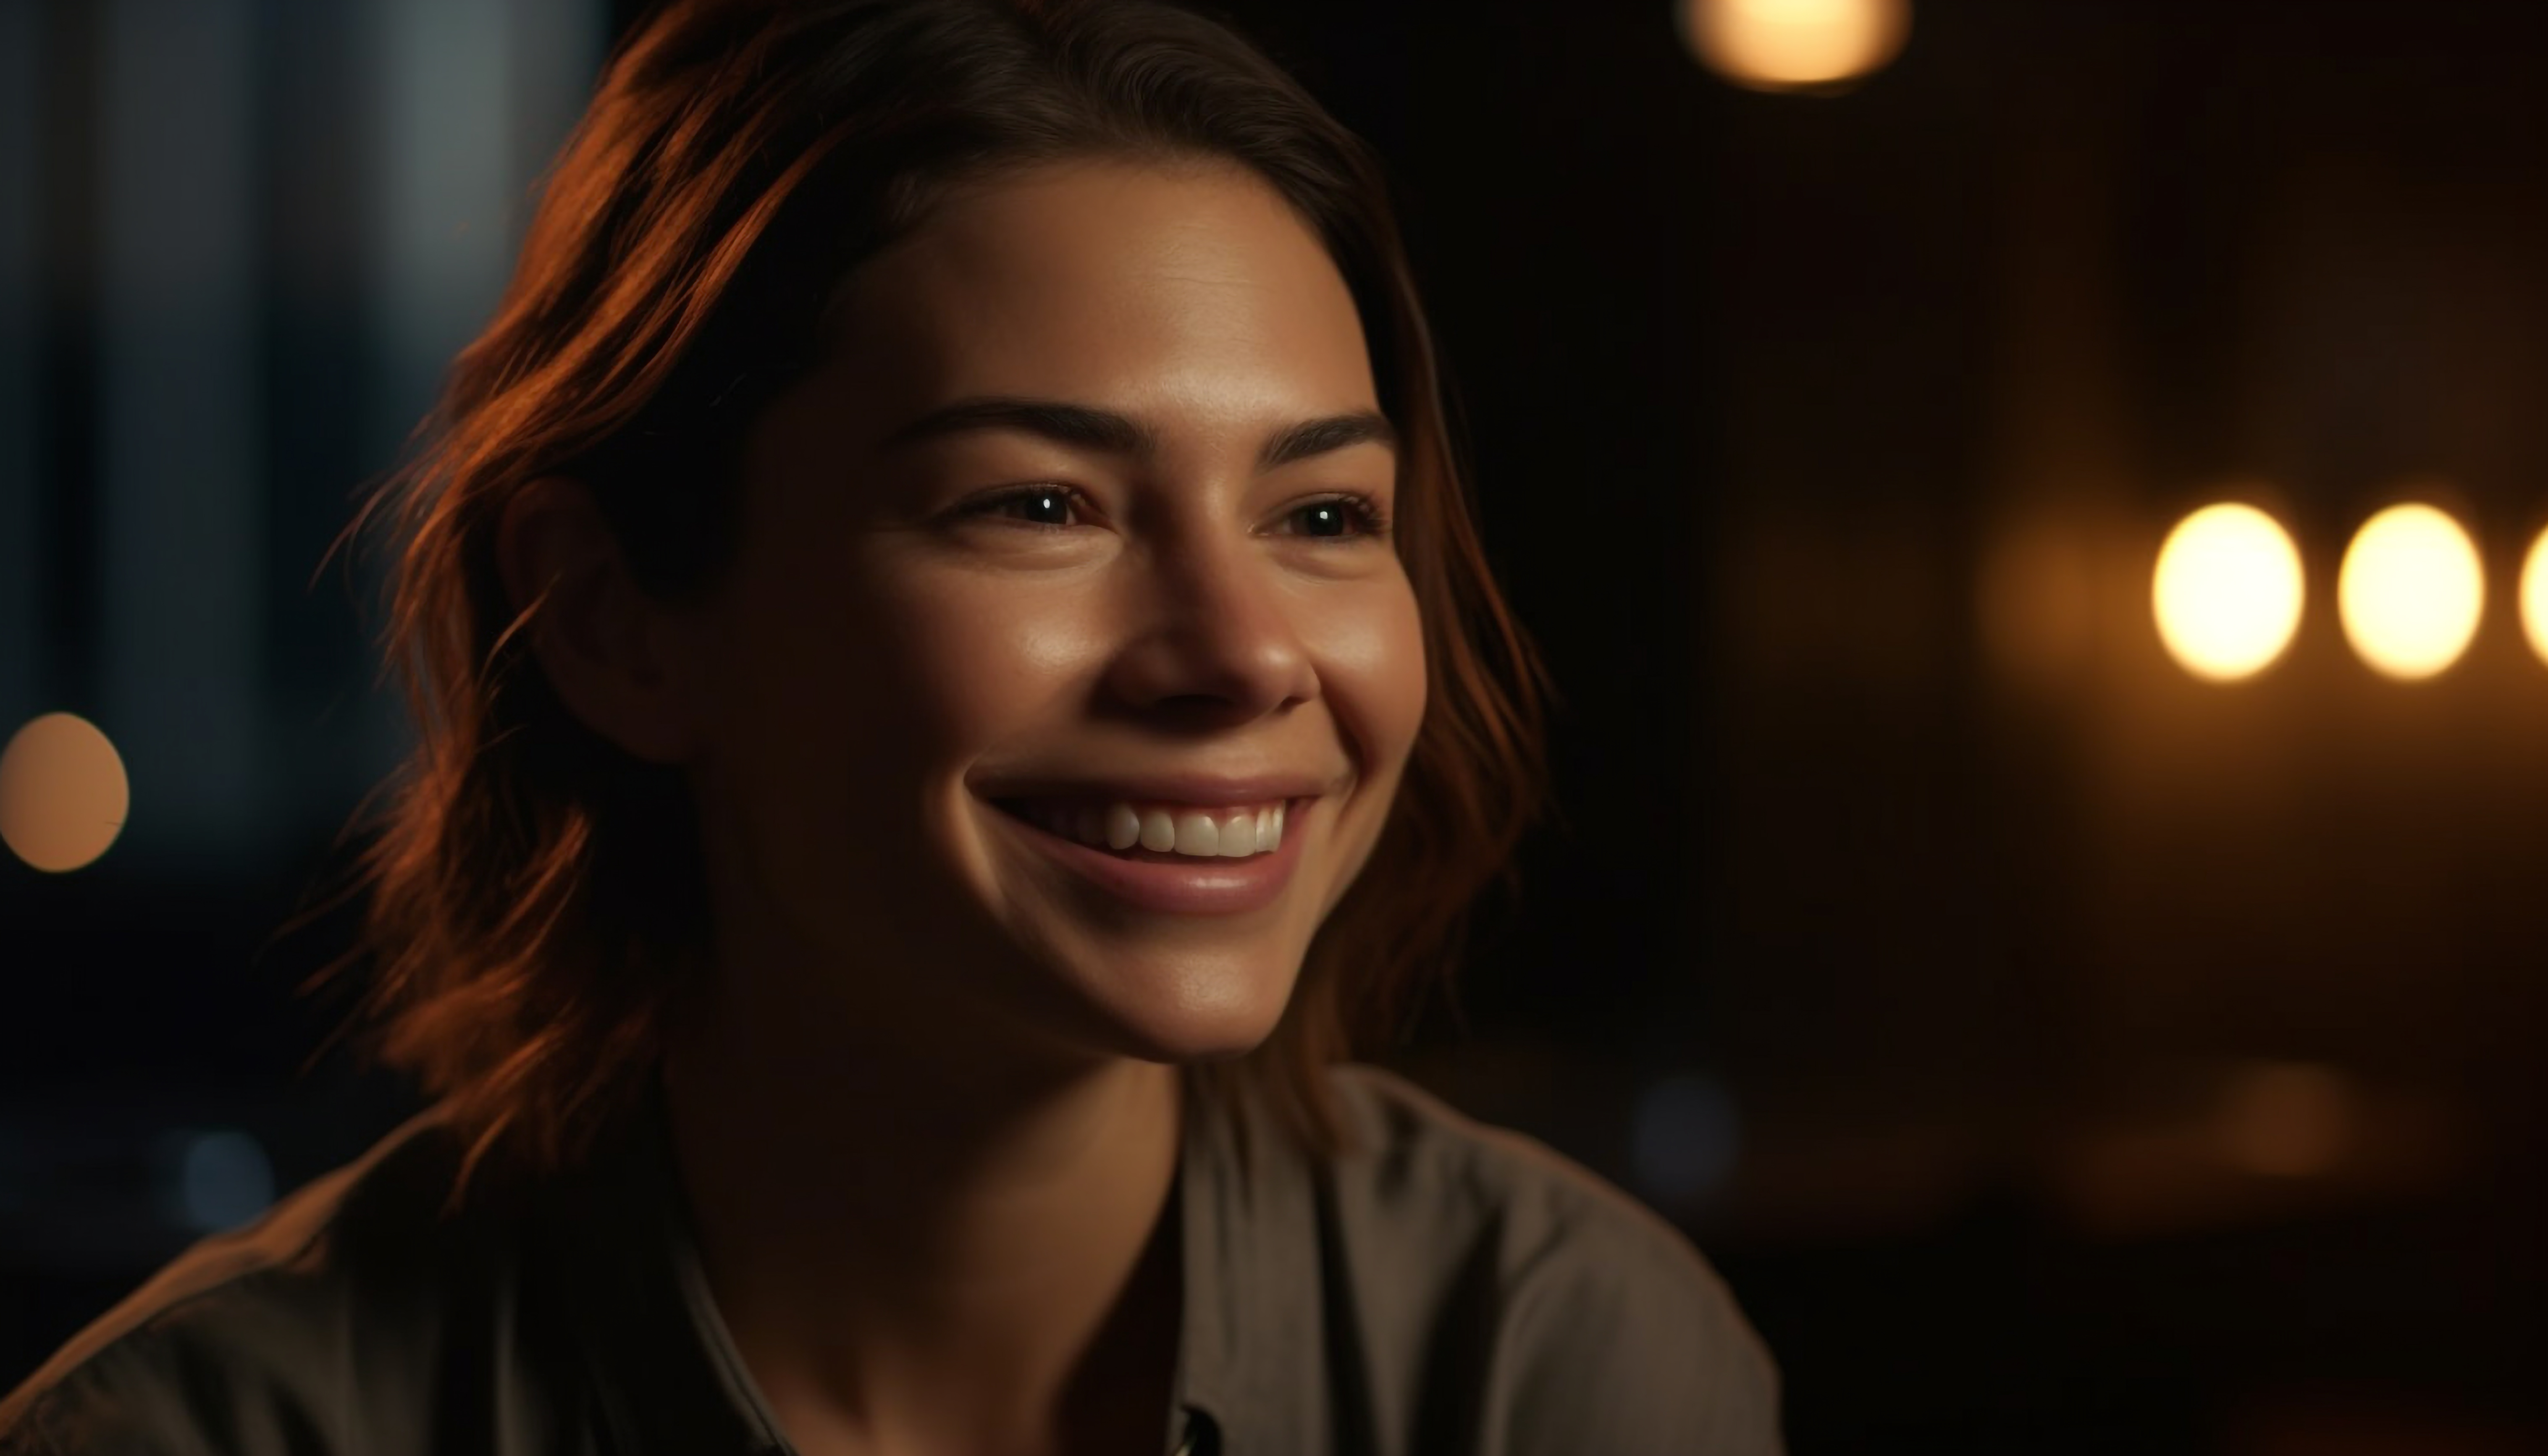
[2214,1062,2354,1178]
[1680,0,1911,92]
[2151,504,2304,682]
[2522,526,2548,669]
[1979,521,2096,686]
[0,713,131,872]
[2338,504,2483,680]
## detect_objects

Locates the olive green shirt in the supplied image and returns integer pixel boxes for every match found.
[0,1064,1782,1454]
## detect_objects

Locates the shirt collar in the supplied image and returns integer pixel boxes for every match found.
[528,1083,788,1454]
[1170,1073,1328,1456]
[531,1067,1329,1456]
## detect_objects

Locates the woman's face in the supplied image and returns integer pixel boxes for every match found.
[669,158,1426,1069]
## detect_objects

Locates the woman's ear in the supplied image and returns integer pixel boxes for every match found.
[495,477,710,765]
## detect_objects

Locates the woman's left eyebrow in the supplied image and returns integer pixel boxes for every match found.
[876,395,1397,470]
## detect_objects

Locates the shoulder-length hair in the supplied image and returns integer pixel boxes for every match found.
[339,0,1556,1187]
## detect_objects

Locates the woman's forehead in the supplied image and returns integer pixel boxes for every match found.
[809,159,1379,436]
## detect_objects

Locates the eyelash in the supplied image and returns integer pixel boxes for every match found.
[959,484,1393,541]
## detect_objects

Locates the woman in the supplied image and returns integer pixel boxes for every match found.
[0,1,1780,1452]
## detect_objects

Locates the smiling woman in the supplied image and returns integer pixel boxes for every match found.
[0,3,1779,1454]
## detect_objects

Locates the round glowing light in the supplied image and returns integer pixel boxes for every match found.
[1680,0,1912,92]
[2151,504,2304,682]
[159,1129,276,1233]
[2214,1062,2354,1178]
[2338,504,2483,680]
[2521,527,2548,669]
[0,713,131,872]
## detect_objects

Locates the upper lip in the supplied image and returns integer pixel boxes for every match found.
[976,771,1332,807]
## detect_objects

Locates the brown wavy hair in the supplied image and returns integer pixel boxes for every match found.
[332,0,1558,1188]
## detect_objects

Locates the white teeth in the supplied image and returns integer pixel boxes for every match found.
[1218,811,1254,857]
[1173,810,1219,856]
[1105,803,1142,851]
[1027,798,1289,857]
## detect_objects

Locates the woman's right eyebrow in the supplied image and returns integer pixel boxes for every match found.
[877,395,1397,471]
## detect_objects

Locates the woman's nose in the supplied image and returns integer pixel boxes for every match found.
[1100,529,1317,723]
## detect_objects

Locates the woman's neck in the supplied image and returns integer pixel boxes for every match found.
[659,1000,1186,1456]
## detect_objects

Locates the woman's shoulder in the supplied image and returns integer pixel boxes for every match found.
[0,1105,540,1453]
[1313,1062,1785,1454]
[1316,1060,1724,1283]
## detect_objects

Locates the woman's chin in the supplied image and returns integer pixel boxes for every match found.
[1059,947,1302,1065]
[1134,1015,1285,1068]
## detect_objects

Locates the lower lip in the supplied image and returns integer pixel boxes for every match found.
[992,798,1312,916]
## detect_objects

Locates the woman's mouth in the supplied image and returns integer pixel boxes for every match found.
[991,796,1292,861]
[986,795,1312,915]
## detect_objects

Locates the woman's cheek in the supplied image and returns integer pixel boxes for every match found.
[1322,573,1428,763]
[874,572,1102,740]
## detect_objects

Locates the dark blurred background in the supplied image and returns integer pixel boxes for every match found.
[5,0,2545,1451]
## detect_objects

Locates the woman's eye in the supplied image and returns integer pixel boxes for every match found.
[962,485,1082,529]
[1281,493,1392,542]
[957,486,1391,542]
